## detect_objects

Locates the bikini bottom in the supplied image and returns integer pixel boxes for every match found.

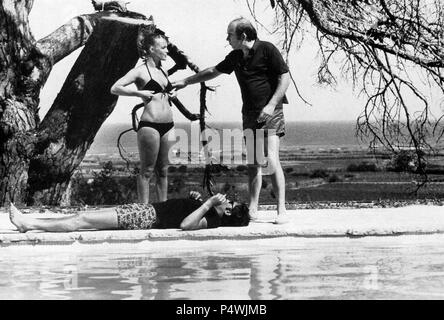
[137,121,174,137]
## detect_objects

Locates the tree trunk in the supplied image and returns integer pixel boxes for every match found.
[36,11,146,65]
[27,18,142,205]
[1,1,149,206]
[0,0,40,205]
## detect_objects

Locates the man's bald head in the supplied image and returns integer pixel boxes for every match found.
[229,17,258,41]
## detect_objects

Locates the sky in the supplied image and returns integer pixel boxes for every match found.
[29,0,395,124]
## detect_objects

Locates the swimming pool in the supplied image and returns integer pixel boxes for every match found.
[1,235,444,299]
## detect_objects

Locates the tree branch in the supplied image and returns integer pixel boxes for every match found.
[36,11,148,66]
[295,0,444,69]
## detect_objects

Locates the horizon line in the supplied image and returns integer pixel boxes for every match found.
[105,119,359,125]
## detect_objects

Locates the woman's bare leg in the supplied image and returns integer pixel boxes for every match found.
[9,204,118,233]
[137,127,161,203]
[155,128,174,202]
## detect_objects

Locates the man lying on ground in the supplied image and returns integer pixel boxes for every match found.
[9,192,250,233]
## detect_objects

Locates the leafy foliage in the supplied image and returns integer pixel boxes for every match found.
[71,161,137,205]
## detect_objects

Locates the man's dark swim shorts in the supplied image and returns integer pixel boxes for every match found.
[242,106,285,166]
[242,106,285,138]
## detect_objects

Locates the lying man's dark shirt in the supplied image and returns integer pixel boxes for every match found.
[152,198,221,229]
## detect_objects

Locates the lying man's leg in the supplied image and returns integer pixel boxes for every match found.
[9,204,118,233]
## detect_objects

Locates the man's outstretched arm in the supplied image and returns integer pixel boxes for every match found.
[172,66,222,90]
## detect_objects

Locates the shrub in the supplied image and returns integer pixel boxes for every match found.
[328,174,343,183]
[168,166,177,173]
[284,167,294,174]
[178,165,188,173]
[347,162,378,172]
[168,177,185,194]
[387,150,425,173]
[194,167,204,173]
[222,183,239,202]
[71,161,137,205]
[236,165,247,172]
[210,165,221,174]
[310,169,329,179]
[291,172,310,177]
[223,183,232,193]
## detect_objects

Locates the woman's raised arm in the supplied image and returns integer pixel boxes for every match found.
[110,68,153,100]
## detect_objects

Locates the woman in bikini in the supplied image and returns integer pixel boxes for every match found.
[111,25,176,204]
[9,192,250,232]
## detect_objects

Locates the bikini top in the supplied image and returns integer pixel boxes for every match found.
[143,63,173,94]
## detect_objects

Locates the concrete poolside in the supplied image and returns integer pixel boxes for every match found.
[1,205,444,245]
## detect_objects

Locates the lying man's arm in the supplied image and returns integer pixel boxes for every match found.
[180,194,226,230]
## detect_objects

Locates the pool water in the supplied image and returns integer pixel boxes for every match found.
[1,235,444,300]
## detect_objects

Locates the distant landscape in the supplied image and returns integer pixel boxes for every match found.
[71,121,444,206]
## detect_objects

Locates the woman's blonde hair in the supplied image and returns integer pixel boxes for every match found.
[137,24,168,60]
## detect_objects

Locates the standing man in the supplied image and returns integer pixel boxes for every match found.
[172,18,290,224]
